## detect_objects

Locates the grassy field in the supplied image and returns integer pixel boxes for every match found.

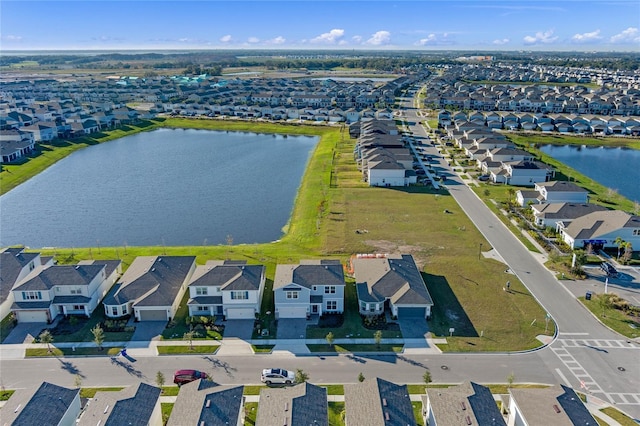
[20,118,555,352]
[600,407,639,426]
[579,296,640,339]
[156,345,219,355]
[25,347,122,357]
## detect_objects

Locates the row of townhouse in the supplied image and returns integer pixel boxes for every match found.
[438,110,640,135]
[5,378,597,426]
[2,248,433,325]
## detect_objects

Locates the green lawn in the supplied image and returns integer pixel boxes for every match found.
[413,401,425,426]
[579,296,640,339]
[36,309,134,344]
[25,346,122,357]
[156,345,219,355]
[244,402,259,425]
[600,407,638,426]
[0,314,17,344]
[243,385,265,395]
[251,345,275,353]
[328,402,345,426]
[0,390,15,401]
[80,387,124,398]
[161,403,174,425]
[307,344,403,353]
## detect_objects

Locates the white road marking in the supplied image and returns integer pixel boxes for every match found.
[555,368,572,386]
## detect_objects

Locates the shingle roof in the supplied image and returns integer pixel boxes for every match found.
[509,385,597,426]
[427,381,505,426]
[188,260,264,291]
[77,382,161,426]
[345,378,415,426]
[537,180,588,193]
[256,382,328,426]
[2,381,80,426]
[564,210,640,240]
[14,264,106,292]
[274,260,344,290]
[0,248,40,302]
[167,380,244,426]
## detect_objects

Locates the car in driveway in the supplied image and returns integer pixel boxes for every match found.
[173,369,208,386]
[261,368,295,385]
[601,262,619,277]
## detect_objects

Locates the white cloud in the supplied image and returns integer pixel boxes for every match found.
[351,35,363,44]
[417,34,437,45]
[610,27,640,44]
[366,30,391,46]
[523,29,558,45]
[266,36,286,45]
[415,33,455,46]
[220,35,232,43]
[311,29,345,44]
[247,37,260,44]
[2,34,23,41]
[571,30,602,43]
[493,38,510,45]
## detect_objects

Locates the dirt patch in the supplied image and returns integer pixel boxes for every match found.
[363,240,431,266]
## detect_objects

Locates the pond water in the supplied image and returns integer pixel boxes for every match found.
[0,128,318,248]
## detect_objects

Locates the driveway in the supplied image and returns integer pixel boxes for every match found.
[130,321,166,342]
[3,323,50,344]
[276,319,307,339]
[398,318,429,339]
[222,319,254,340]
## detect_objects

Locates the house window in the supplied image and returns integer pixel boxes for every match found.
[312,286,317,291]
[197,306,209,312]
[634,229,640,236]
[326,300,337,310]
[73,305,83,311]
[285,291,299,300]
[111,307,118,316]
[70,288,82,295]
[324,286,336,294]
[22,291,42,300]
[196,287,208,296]
[231,291,249,300]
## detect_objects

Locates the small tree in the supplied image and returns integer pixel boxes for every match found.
[621,242,633,265]
[183,330,196,350]
[598,293,614,318]
[373,330,383,348]
[358,372,365,382]
[39,330,53,353]
[295,369,309,384]
[156,371,166,388]
[325,332,335,348]
[74,374,82,389]
[614,236,625,260]
[91,324,105,351]
[507,371,515,389]
[423,370,432,391]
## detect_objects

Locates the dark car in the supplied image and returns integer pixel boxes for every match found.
[173,369,208,386]
[600,262,618,277]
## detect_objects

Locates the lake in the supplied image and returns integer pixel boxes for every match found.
[0,129,318,248]
[538,144,640,203]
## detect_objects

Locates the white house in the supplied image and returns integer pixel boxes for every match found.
[2,382,81,426]
[558,210,640,251]
[273,260,345,319]
[531,203,608,228]
[534,181,589,204]
[186,260,265,319]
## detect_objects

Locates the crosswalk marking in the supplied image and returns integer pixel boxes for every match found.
[558,339,640,349]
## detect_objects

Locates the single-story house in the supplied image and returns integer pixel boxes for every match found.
[273,260,345,319]
[186,260,265,319]
[345,378,416,426]
[352,254,433,319]
[1,382,81,426]
[167,380,244,426]
[77,383,162,426]
[103,256,196,321]
[423,381,506,426]
[256,382,328,426]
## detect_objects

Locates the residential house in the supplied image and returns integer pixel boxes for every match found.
[1,382,81,426]
[186,260,265,319]
[77,383,162,426]
[103,256,196,321]
[352,254,433,319]
[490,160,553,186]
[507,385,597,426]
[256,382,328,426]
[531,203,608,228]
[167,380,244,426]
[273,260,345,319]
[0,134,36,163]
[423,381,506,426]
[12,260,121,323]
[534,181,589,204]
[558,210,640,250]
[344,378,415,426]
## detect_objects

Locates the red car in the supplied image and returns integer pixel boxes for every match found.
[173,369,208,386]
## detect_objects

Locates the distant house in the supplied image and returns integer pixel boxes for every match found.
[423,381,506,426]
[534,181,589,204]
[167,380,244,426]
[273,260,345,319]
[1,382,81,426]
[12,260,121,323]
[103,256,196,321]
[345,378,416,426]
[77,383,162,426]
[507,385,597,426]
[352,254,433,319]
[558,210,640,251]
[256,382,328,426]
[186,260,265,319]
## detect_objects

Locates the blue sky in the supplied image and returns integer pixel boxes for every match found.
[1,1,639,51]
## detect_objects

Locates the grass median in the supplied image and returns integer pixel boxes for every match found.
[156,345,219,355]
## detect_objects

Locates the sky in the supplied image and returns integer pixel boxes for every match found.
[1,0,639,52]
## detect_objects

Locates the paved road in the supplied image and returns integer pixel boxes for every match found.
[400,91,640,417]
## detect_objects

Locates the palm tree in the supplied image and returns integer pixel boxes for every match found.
[39,330,54,353]
[614,236,625,260]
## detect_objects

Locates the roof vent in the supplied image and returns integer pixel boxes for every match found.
[466,415,472,425]
[206,399,211,408]
[151,268,155,272]
[385,412,390,421]
[75,265,80,269]
[553,404,561,414]
[461,401,466,410]
[104,405,109,414]
[200,421,205,426]
[382,398,387,406]
[14,404,21,413]
[284,402,289,411]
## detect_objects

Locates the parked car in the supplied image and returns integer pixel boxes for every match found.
[600,262,618,277]
[261,368,295,385]
[478,175,490,181]
[173,369,208,386]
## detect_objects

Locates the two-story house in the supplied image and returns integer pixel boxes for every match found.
[186,260,265,320]
[273,260,345,319]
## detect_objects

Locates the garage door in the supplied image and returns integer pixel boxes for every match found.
[397,307,425,319]
[138,309,168,321]
[277,306,307,319]
[226,307,255,319]
[17,310,49,323]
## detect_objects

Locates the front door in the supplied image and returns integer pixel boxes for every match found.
[312,305,318,314]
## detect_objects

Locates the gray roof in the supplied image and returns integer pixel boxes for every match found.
[353,255,433,307]
[103,256,195,307]
[189,260,264,291]
[274,260,345,290]
[2,381,80,426]
[564,210,640,240]
[427,381,506,426]
[14,264,105,292]
[537,180,588,193]
[78,382,161,426]
[167,380,244,426]
[509,385,597,426]
[0,248,39,302]
[256,382,328,426]
[344,378,415,426]
[532,203,608,220]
